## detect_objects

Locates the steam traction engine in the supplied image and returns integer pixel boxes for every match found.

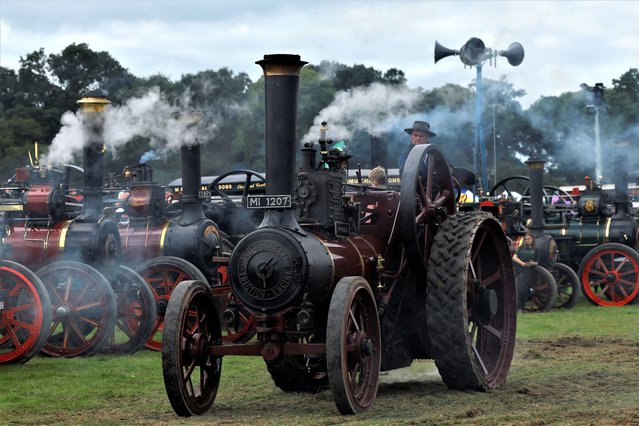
[0,95,156,357]
[115,135,256,350]
[161,54,517,415]
[491,153,639,307]
[545,153,639,306]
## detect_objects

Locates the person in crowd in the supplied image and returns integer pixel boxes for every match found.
[512,232,539,312]
[398,120,436,176]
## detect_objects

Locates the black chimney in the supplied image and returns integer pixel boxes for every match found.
[613,153,631,218]
[256,54,307,228]
[370,133,388,169]
[77,94,111,220]
[179,143,204,224]
[526,158,546,238]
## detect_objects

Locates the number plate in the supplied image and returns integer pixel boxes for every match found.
[247,195,292,209]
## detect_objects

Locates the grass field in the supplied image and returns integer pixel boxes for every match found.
[2,301,639,425]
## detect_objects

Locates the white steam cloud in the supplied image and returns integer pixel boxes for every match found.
[302,82,421,144]
[41,87,218,166]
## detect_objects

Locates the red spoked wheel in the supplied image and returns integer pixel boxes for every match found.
[579,243,639,306]
[427,211,517,390]
[135,256,207,351]
[0,261,52,364]
[37,261,117,357]
[219,292,255,344]
[162,280,222,417]
[327,276,381,415]
[101,265,157,354]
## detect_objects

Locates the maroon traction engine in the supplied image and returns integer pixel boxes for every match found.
[0,95,156,357]
[161,54,517,415]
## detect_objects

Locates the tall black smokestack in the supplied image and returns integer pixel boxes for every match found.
[370,133,388,169]
[256,54,307,228]
[178,112,205,224]
[613,150,631,218]
[526,158,546,238]
[180,144,204,223]
[77,93,111,220]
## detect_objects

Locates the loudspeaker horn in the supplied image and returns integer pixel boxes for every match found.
[499,42,524,66]
[434,40,458,63]
[459,37,486,66]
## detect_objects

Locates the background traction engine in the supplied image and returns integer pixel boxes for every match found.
[115,141,253,350]
[160,54,517,416]
[0,95,155,357]
[491,154,639,307]
[545,154,639,306]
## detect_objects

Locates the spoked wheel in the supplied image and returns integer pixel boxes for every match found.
[101,265,157,354]
[398,144,456,271]
[266,320,328,393]
[135,256,207,351]
[522,266,558,313]
[326,276,381,415]
[552,263,581,309]
[0,261,52,364]
[579,243,639,306]
[162,280,222,417]
[213,237,255,344]
[220,294,255,344]
[427,211,517,390]
[37,261,117,357]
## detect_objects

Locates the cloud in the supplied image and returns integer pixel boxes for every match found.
[1,0,638,109]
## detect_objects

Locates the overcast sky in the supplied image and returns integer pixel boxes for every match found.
[1,0,637,109]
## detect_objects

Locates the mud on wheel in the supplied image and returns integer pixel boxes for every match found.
[426,211,516,390]
[162,280,222,417]
[0,261,52,364]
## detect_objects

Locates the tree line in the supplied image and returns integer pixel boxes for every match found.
[1,42,637,187]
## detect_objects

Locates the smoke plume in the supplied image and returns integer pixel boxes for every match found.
[41,87,218,166]
[301,83,421,144]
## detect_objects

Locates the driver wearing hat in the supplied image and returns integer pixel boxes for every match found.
[399,120,436,175]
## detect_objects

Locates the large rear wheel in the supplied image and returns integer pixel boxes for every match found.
[162,280,222,417]
[427,211,517,390]
[0,261,52,364]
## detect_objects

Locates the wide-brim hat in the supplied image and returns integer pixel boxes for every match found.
[404,120,436,137]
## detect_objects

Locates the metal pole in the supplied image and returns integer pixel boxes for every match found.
[594,106,602,181]
[476,64,487,193]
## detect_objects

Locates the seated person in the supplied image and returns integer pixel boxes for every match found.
[368,166,388,188]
